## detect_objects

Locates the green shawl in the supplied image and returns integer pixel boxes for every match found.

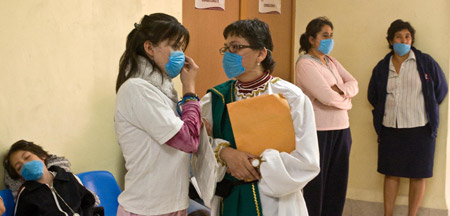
[208,80,263,216]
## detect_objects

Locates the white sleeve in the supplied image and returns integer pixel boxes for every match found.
[130,84,183,144]
[200,93,214,131]
[258,93,320,197]
[200,92,228,181]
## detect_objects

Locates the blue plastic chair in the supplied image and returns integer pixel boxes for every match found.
[77,171,121,216]
[0,188,14,216]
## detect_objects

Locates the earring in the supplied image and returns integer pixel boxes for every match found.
[257,62,261,66]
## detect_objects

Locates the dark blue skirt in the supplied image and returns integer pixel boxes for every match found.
[377,125,436,178]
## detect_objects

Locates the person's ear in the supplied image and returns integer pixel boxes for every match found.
[309,36,317,47]
[256,48,268,65]
[144,41,155,58]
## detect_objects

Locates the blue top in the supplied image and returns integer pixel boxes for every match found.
[368,47,448,138]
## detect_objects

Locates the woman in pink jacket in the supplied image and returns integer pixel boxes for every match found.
[295,17,358,216]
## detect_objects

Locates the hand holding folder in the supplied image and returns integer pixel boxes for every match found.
[227,94,296,156]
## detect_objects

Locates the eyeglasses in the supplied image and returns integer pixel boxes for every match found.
[219,44,252,55]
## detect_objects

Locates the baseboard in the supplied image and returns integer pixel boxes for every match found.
[343,199,448,216]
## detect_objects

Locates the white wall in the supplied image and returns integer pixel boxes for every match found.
[0,0,183,188]
[294,0,450,210]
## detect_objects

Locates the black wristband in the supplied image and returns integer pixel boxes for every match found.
[183,92,198,98]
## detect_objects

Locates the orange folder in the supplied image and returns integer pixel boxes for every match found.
[226,94,296,156]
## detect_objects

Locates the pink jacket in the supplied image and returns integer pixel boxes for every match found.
[295,55,358,131]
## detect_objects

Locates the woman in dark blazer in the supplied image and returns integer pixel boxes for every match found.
[368,19,447,216]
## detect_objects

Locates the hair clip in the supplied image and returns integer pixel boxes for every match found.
[134,23,140,29]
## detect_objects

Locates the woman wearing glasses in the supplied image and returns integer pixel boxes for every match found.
[200,19,320,216]
[295,17,358,216]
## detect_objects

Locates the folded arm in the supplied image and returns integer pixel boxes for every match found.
[330,57,359,99]
[295,60,352,110]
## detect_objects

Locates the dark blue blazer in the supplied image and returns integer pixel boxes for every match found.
[368,47,448,138]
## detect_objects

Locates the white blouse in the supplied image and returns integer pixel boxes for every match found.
[383,51,428,128]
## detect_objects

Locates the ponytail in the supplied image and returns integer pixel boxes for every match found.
[116,28,143,92]
[298,17,333,54]
[299,33,310,54]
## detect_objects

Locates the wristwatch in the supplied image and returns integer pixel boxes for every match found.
[251,158,261,167]
[251,157,265,169]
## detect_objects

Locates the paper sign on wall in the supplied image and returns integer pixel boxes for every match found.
[259,0,281,14]
[195,0,225,11]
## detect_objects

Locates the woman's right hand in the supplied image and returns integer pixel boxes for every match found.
[220,147,260,181]
[181,55,199,94]
[331,84,344,95]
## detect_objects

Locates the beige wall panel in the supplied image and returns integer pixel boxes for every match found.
[0,0,183,188]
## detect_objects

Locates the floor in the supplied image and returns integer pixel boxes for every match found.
[343,199,448,216]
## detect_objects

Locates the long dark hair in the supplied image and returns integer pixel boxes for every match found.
[3,140,51,180]
[299,17,333,54]
[116,13,190,92]
[223,19,275,73]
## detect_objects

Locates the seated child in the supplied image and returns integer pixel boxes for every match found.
[3,140,96,216]
[4,153,71,198]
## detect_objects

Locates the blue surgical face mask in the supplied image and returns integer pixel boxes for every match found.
[21,160,44,181]
[222,52,245,79]
[318,38,334,55]
[393,43,411,57]
[165,51,185,78]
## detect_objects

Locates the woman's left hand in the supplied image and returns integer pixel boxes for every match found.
[220,147,260,181]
